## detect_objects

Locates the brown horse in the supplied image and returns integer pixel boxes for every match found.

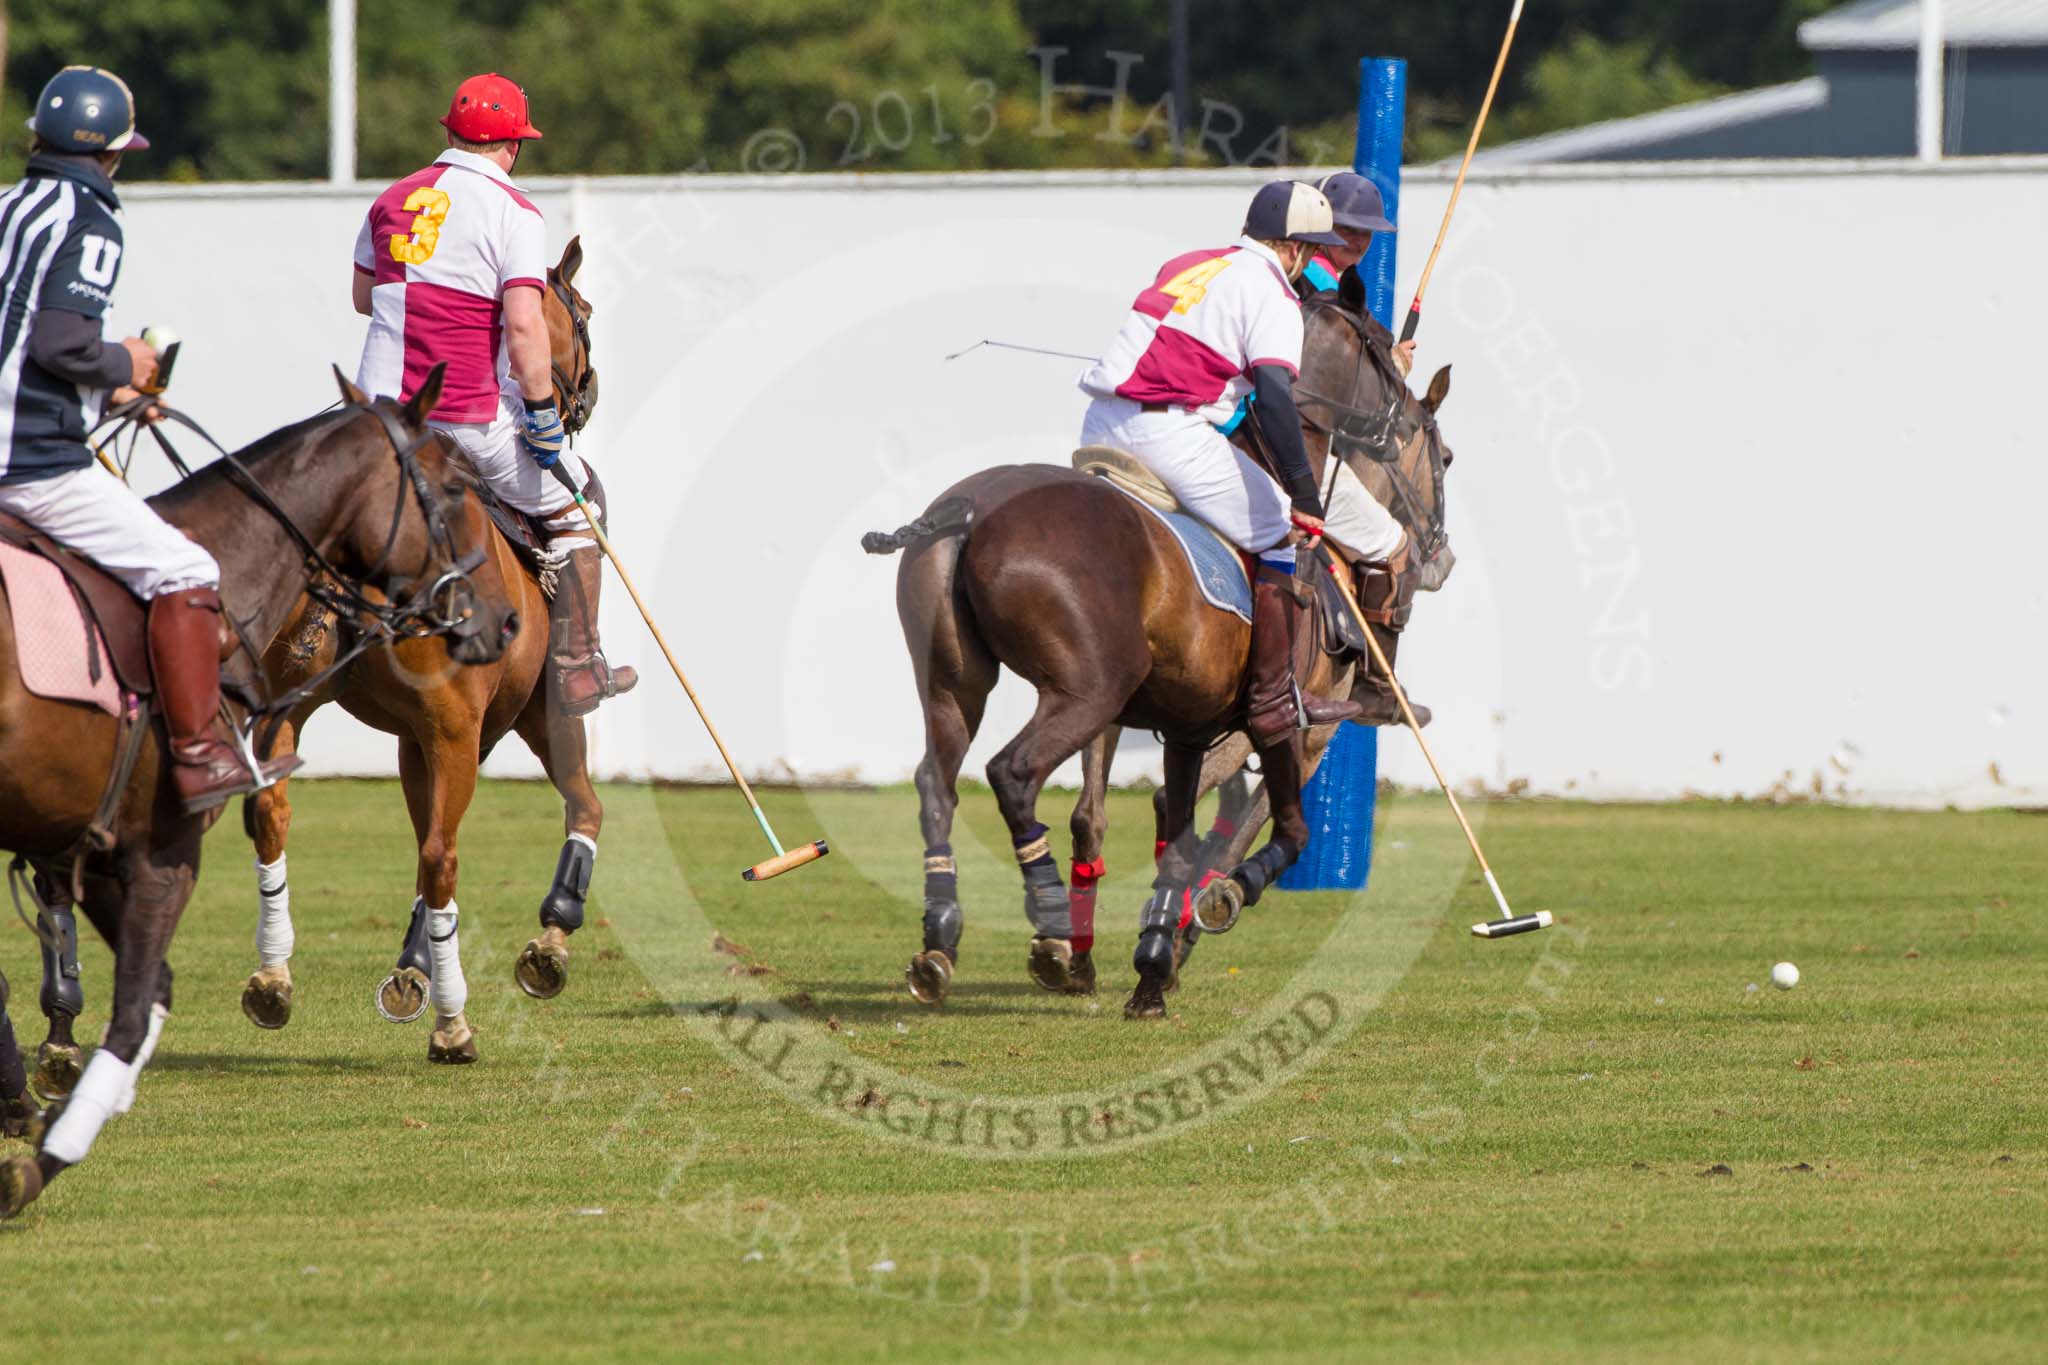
[1065,298,1457,985]
[234,239,606,1063]
[0,370,511,1218]
[864,297,1449,1019]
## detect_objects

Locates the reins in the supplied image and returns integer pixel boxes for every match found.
[549,275,595,436]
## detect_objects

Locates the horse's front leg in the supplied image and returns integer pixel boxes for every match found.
[240,715,302,1030]
[1196,732,1315,934]
[5,840,194,1220]
[0,961,32,1138]
[28,866,83,1101]
[1125,741,1204,1021]
[394,731,481,1065]
[1048,726,1123,998]
[511,695,602,1001]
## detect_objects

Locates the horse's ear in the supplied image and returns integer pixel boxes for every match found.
[1423,364,1452,413]
[332,365,369,407]
[403,363,447,427]
[556,235,583,285]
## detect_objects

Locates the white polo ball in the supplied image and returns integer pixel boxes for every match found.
[1771,961,1800,991]
[142,325,180,354]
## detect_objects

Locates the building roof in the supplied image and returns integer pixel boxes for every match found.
[1801,0,2048,50]
[1466,79,1829,167]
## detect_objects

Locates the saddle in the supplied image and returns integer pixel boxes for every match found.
[0,510,152,705]
[1070,446,1369,654]
[456,462,608,597]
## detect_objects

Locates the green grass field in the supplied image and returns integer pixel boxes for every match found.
[2,780,2042,1362]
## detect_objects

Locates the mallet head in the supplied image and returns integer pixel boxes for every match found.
[742,840,830,883]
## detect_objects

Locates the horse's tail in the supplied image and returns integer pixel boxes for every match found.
[861,496,974,556]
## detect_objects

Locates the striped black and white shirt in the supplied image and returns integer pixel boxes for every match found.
[0,153,129,485]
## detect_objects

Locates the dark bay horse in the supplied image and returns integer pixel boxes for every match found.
[1065,300,1457,988]
[0,369,510,1218]
[235,239,605,1063]
[864,297,1449,1019]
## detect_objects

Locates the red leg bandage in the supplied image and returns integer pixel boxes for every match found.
[1069,858,1105,954]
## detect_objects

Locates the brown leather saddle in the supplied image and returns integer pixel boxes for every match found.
[0,510,152,695]
[460,463,608,581]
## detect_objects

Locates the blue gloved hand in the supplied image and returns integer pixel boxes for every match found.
[520,399,566,469]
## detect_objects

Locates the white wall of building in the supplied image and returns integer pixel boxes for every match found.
[107,158,2047,807]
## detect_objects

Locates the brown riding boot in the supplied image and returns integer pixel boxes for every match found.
[148,588,297,813]
[1354,545,1430,728]
[550,546,638,718]
[1248,564,1362,746]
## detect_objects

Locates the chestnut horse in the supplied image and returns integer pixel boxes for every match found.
[235,239,606,1061]
[0,370,510,1218]
[864,297,1448,1019]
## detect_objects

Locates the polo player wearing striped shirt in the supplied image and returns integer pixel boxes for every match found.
[1077,180,1367,747]
[351,73,634,717]
[0,67,297,811]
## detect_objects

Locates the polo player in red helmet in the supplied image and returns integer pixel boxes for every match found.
[350,72,635,719]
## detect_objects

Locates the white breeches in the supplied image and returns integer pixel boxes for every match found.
[0,463,219,598]
[1321,459,1407,563]
[434,391,598,550]
[1080,397,1294,569]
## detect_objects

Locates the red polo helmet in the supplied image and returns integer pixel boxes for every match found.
[441,73,543,142]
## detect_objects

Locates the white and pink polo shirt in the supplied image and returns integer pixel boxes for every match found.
[353,149,547,424]
[1078,236,1304,427]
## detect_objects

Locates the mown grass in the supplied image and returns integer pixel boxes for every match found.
[1,781,2041,1362]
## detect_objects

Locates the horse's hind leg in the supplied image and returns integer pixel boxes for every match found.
[240,716,303,1030]
[986,686,1132,997]
[900,541,997,1006]
[28,866,83,1101]
[510,696,603,1000]
[1058,726,1123,998]
[1125,741,1204,1020]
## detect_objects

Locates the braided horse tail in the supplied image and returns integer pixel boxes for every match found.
[860,496,973,556]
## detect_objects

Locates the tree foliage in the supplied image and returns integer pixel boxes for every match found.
[1,0,1837,182]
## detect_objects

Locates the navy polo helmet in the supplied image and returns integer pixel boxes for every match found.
[27,66,150,154]
[1314,172,1396,233]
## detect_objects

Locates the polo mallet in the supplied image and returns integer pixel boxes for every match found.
[547,463,829,882]
[1398,0,1527,346]
[1310,533,1549,939]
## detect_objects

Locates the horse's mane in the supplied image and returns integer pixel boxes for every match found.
[148,405,365,516]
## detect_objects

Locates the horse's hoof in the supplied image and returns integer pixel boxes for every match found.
[515,928,570,1000]
[32,1043,82,1103]
[1027,937,1075,993]
[241,965,294,1030]
[905,950,953,1006]
[1191,877,1244,935]
[0,1154,44,1220]
[1067,949,1098,996]
[1122,980,1169,1020]
[427,1014,478,1065]
[0,1093,34,1141]
[376,967,430,1025]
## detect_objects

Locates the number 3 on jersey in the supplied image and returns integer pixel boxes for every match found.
[388,187,452,266]
[1160,257,1231,315]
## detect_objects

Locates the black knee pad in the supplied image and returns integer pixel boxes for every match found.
[922,898,964,960]
[1236,841,1298,909]
[396,900,434,977]
[37,904,82,1021]
[1133,888,1176,977]
[539,838,595,933]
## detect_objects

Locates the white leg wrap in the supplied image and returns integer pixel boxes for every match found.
[115,1003,169,1117]
[428,902,467,1021]
[255,855,294,966]
[42,1049,132,1165]
[569,832,598,854]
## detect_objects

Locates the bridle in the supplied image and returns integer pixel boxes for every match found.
[92,395,489,721]
[1289,295,1450,563]
[549,273,597,436]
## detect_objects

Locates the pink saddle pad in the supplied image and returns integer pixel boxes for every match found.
[0,539,127,717]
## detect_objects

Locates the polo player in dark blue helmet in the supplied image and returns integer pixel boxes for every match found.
[0,67,298,811]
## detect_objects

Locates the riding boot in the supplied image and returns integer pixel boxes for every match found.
[1354,545,1430,728]
[148,588,297,813]
[1248,565,1362,747]
[549,546,638,718]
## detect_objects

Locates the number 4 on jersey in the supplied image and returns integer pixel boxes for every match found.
[1160,257,1231,315]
